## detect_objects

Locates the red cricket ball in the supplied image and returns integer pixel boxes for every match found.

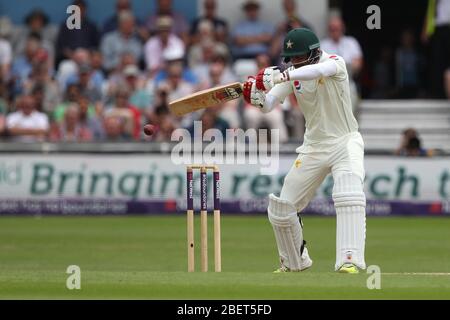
[143,124,156,136]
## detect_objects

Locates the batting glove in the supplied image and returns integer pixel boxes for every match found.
[243,77,266,108]
[255,67,289,91]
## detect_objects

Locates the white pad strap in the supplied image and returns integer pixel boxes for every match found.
[267,194,303,271]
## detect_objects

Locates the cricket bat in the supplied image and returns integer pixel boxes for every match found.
[168,82,243,116]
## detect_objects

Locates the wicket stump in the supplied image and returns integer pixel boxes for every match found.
[186,165,221,272]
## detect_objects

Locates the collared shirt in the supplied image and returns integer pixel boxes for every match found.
[100,31,143,71]
[144,34,184,72]
[321,36,363,66]
[231,19,274,57]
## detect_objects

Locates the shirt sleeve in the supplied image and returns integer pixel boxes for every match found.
[268,81,293,103]
[287,60,338,81]
[330,55,348,81]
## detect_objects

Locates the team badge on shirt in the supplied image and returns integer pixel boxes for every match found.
[294,80,302,92]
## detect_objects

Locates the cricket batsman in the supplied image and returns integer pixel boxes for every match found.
[243,28,366,273]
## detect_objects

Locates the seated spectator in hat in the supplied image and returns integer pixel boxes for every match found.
[11,8,57,63]
[56,0,99,64]
[101,10,142,72]
[104,52,139,104]
[191,0,228,43]
[144,16,185,77]
[105,88,141,140]
[231,0,274,59]
[0,17,13,81]
[153,47,198,87]
[144,0,189,44]
[122,64,153,112]
[6,95,49,142]
[71,63,102,106]
[49,103,93,142]
[102,114,131,141]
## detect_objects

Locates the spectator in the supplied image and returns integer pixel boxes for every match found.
[75,63,102,106]
[157,62,195,128]
[321,15,362,109]
[101,10,142,72]
[123,64,153,112]
[103,0,133,34]
[188,20,229,71]
[189,107,230,137]
[395,128,428,157]
[157,61,195,103]
[199,54,239,128]
[49,104,92,142]
[6,95,49,142]
[154,46,198,86]
[270,0,313,61]
[56,0,99,64]
[56,48,90,90]
[11,9,57,63]
[90,50,106,83]
[321,16,363,78]
[146,92,177,142]
[0,17,13,81]
[11,34,41,95]
[105,88,141,140]
[191,0,228,43]
[243,53,288,142]
[104,52,139,103]
[371,47,395,99]
[144,0,190,44]
[396,29,422,98]
[22,53,60,114]
[144,16,184,76]
[231,0,274,59]
[103,114,129,141]
[53,83,81,122]
[422,0,450,98]
[78,94,105,140]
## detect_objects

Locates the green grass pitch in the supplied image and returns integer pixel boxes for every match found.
[0,216,449,299]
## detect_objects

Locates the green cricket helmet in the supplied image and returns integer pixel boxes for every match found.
[281,28,321,65]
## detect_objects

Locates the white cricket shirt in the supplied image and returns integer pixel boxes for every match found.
[269,51,359,152]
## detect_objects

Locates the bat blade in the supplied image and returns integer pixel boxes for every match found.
[168,82,243,116]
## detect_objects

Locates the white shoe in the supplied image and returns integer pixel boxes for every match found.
[300,247,313,271]
[273,246,313,273]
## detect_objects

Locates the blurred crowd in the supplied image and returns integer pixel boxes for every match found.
[0,0,448,144]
